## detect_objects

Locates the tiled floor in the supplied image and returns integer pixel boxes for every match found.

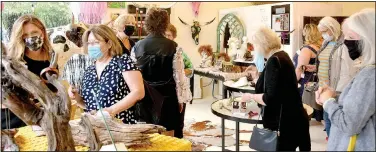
[185,96,327,151]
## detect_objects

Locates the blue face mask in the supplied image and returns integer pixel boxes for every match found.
[253,51,265,72]
[88,45,103,60]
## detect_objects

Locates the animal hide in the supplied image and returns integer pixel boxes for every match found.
[178,17,216,45]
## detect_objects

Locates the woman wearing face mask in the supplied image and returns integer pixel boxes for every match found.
[316,16,359,139]
[68,25,145,124]
[113,14,136,55]
[242,27,311,151]
[2,15,59,136]
[132,8,192,138]
[316,9,375,151]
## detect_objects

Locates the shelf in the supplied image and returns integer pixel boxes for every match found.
[130,36,147,39]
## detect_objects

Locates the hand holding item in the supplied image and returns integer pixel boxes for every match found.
[102,107,115,117]
[68,86,79,100]
[241,93,253,102]
[304,64,317,72]
[316,84,336,105]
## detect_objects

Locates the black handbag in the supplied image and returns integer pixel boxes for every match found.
[302,49,322,110]
[135,81,164,124]
[249,56,283,151]
[115,58,164,124]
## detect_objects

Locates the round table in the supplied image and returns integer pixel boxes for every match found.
[232,60,255,67]
[211,98,262,151]
[223,80,256,98]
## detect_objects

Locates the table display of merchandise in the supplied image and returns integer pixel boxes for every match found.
[12,126,192,151]
[223,78,256,95]
[232,60,254,67]
[194,67,249,81]
[211,98,261,151]
[0,54,192,151]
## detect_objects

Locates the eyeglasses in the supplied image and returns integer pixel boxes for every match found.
[87,41,101,46]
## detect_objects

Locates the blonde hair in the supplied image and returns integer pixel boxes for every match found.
[82,24,122,57]
[113,14,136,32]
[343,9,375,67]
[318,16,341,41]
[7,14,52,61]
[303,24,322,48]
[250,26,281,55]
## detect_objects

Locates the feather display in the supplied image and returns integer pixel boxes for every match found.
[78,2,107,24]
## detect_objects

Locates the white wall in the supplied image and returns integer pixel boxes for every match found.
[219,2,344,59]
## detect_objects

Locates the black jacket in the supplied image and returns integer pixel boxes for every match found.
[256,51,311,150]
[133,34,178,83]
[132,33,181,136]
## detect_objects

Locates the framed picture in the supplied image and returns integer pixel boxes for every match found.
[272,13,289,32]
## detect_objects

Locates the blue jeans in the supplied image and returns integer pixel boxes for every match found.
[324,111,331,136]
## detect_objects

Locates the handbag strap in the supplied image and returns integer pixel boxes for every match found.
[255,55,283,132]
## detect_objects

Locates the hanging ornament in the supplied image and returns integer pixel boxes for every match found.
[178,17,216,45]
[191,2,201,18]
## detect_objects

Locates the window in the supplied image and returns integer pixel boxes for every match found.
[1,2,72,42]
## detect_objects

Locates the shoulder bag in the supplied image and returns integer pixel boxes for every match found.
[302,45,324,110]
[249,56,282,151]
[115,57,164,124]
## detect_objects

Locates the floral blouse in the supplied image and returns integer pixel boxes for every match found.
[81,54,139,124]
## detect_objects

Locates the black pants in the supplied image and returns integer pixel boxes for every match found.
[174,103,186,139]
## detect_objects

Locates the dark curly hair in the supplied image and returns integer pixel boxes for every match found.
[144,7,169,35]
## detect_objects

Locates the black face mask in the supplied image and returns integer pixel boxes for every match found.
[344,40,361,60]
[25,36,44,51]
[124,25,135,36]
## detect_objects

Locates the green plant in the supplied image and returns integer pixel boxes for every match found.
[107,2,127,8]
[2,2,72,40]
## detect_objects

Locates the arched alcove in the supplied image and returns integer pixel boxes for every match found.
[216,13,245,52]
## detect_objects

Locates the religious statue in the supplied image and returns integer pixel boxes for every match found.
[227,37,240,60]
[235,36,248,61]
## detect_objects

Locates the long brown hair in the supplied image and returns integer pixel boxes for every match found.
[82,24,122,57]
[7,14,52,61]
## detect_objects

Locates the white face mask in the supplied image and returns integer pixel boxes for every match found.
[322,33,333,41]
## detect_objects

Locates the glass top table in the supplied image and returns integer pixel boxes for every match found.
[223,80,256,95]
[211,98,262,151]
